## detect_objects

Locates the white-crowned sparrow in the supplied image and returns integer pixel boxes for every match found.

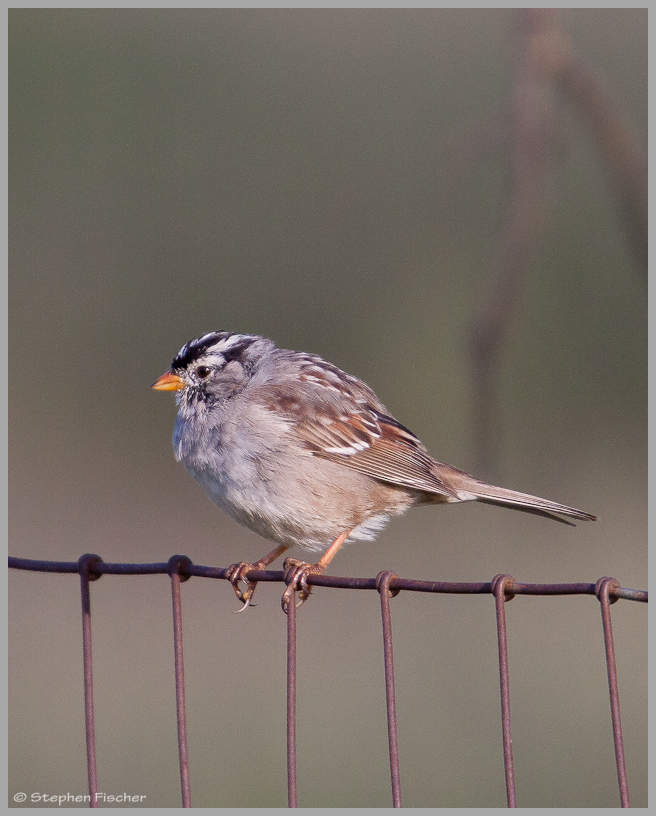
[152,331,596,609]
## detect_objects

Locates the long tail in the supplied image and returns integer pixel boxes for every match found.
[441,469,597,526]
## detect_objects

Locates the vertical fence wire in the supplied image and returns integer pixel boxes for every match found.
[286,592,298,808]
[78,554,102,809]
[596,577,630,808]
[376,572,403,808]
[492,574,517,808]
[168,556,193,808]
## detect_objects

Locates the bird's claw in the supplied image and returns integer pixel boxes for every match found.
[281,559,322,613]
[225,562,259,611]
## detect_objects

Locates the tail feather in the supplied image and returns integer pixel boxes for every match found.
[448,474,597,525]
[474,497,589,526]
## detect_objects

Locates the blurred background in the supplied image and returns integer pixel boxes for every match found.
[9,8,646,808]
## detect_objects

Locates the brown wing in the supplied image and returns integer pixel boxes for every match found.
[257,363,458,499]
[308,413,460,499]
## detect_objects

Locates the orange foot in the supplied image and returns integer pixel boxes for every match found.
[280,529,353,613]
[225,561,260,611]
[281,558,324,611]
[225,543,290,611]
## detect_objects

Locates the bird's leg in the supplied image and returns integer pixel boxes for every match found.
[226,543,289,611]
[281,529,352,612]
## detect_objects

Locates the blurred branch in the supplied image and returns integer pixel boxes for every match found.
[468,9,646,473]
[545,32,648,274]
[468,9,558,474]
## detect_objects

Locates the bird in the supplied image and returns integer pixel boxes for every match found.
[152,331,596,610]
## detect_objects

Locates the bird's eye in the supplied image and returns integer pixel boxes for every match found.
[196,366,211,379]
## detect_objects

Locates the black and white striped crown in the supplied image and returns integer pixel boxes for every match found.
[171,332,263,370]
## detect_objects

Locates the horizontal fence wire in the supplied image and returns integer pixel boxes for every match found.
[9,555,647,808]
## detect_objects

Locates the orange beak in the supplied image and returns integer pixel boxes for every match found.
[151,371,185,391]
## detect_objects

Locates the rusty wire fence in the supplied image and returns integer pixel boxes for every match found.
[9,554,647,809]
